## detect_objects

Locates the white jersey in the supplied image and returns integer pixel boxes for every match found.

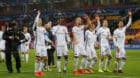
[113,29,126,48]
[72,25,85,45]
[85,30,97,47]
[35,26,46,46]
[0,31,4,42]
[96,27,111,46]
[113,17,132,48]
[0,31,5,50]
[52,25,70,46]
[22,32,31,45]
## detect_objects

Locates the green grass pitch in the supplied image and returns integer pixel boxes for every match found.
[0,49,140,78]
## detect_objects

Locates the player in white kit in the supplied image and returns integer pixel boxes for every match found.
[0,26,6,62]
[72,17,88,75]
[20,26,31,63]
[33,11,52,76]
[113,11,132,73]
[96,19,112,72]
[84,15,100,73]
[52,18,70,73]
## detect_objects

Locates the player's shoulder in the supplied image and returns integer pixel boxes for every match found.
[26,33,31,35]
[62,25,67,29]
[80,25,85,28]
[85,30,90,33]
[72,26,78,31]
[72,26,77,29]
[114,28,119,32]
[85,30,91,35]
[113,28,119,33]
[98,27,103,31]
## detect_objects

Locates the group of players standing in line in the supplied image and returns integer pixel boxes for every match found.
[0,10,132,76]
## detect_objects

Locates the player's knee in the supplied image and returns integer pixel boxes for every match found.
[44,57,48,61]
[36,56,41,61]
[57,56,61,60]
[122,58,127,61]
[108,55,112,59]
[74,56,79,58]
[116,58,120,62]
[94,57,98,61]
[86,58,90,62]
[82,55,87,58]
[100,55,104,60]
[64,56,68,60]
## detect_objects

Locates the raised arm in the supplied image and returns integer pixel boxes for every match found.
[32,10,41,31]
[125,11,132,28]
[95,15,101,30]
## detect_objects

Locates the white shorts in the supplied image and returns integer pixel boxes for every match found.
[0,41,5,50]
[86,46,97,59]
[100,44,111,55]
[56,45,68,56]
[115,47,126,58]
[73,45,86,57]
[21,44,29,52]
[35,45,47,57]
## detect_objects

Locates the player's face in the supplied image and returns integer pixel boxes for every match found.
[90,24,96,31]
[118,21,124,27]
[48,21,52,27]
[45,21,52,29]
[37,18,42,26]
[103,20,108,27]
[1,26,5,31]
[75,17,82,26]
[83,14,89,20]
[23,27,28,32]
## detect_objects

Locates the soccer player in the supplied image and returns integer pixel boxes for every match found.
[20,26,31,63]
[72,17,88,75]
[96,19,112,73]
[33,11,52,76]
[52,18,70,73]
[113,11,132,73]
[85,15,100,73]
[0,26,6,62]
[44,21,55,71]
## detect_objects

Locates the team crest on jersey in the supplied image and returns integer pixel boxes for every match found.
[63,28,65,32]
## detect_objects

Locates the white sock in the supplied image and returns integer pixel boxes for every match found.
[25,53,29,63]
[114,61,118,70]
[90,60,96,68]
[64,59,68,70]
[74,57,79,70]
[41,61,45,70]
[119,60,125,70]
[35,61,40,72]
[99,59,103,70]
[1,52,5,60]
[57,59,61,72]
[85,59,90,69]
[39,61,44,71]
[80,57,86,69]
[21,54,24,61]
[104,58,110,70]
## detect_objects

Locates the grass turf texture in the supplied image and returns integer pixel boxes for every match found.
[0,49,140,78]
